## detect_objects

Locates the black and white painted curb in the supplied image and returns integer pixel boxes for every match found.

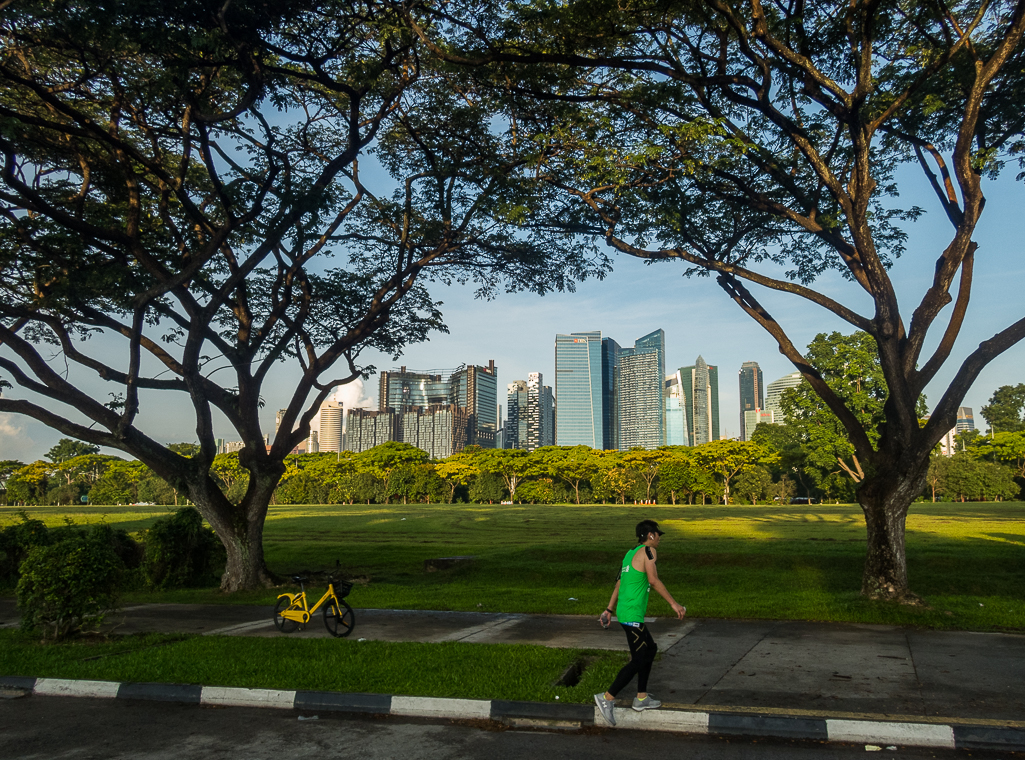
[2,676,1023,752]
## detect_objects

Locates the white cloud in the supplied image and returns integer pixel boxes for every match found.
[332,377,376,411]
[0,413,35,461]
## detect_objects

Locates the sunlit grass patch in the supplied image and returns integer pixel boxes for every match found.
[4,501,1023,631]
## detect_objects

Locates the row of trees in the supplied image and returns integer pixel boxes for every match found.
[6,427,1021,509]
[1,438,773,507]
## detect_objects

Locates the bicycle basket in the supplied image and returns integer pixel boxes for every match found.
[337,580,354,598]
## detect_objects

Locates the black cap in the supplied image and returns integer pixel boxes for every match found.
[636,520,665,540]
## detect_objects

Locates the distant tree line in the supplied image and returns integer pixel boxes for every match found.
[4,423,1021,508]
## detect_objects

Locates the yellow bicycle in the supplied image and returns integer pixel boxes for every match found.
[273,575,355,638]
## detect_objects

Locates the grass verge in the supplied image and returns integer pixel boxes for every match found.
[3,502,1024,631]
[0,629,621,704]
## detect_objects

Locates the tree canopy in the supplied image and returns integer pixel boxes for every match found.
[409,0,1025,600]
[981,385,1025,433]
[0,0,602,589]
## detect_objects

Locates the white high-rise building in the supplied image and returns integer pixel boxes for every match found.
[318,402,344,452]
[527,372,555,451]
[506,380,528,450]
[764,372,804,423]
[506,375,554,451]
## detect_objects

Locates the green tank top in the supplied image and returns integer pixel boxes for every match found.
[616,545,650,624]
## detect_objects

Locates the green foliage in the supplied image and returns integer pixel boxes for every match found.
[931,452,1021,502]
[780,331,929,481]
[143,508,224,589]
[689,440,772,505]
[731,465,775,505]
[5,462,51,505]
[167,443,200,457]
[0,512,50,583]
[45,439,100,464]
[516,477,561,504]
[975,431,1025,479]
[469,472,507,503]
[981,385,1025,434]
[16,528,124,640]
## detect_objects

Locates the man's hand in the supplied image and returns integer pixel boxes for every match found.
[599,610,612,629]
[671,602,686,620]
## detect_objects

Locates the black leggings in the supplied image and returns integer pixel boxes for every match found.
[608,623,658,697]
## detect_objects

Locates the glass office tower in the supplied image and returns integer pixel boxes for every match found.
[378,361,498,448]
[555,332,604,447]
[664,371,690,446]
[601,337,621,450]
[617,329,666,450]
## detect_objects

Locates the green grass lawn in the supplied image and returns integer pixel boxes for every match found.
[3,501,1024,630]
[0,629,621,703]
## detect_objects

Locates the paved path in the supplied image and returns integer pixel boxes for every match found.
[2,598,1023,724]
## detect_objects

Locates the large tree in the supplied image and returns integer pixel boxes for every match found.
[0,1,600,589]
[411,0,1025,599]
[980,384,1025,433]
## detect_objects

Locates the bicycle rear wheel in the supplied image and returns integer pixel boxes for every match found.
[274,596,300,633]
[323,598,355,638]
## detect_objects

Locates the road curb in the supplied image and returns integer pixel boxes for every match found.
[2,675,1023,752]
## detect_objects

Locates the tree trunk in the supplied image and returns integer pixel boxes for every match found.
[857,462,928,603]
[187,468,280,592]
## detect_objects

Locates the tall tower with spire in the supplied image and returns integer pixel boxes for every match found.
[678,356,720,445]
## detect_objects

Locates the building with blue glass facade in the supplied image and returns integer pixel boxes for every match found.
[617,329,666,450]
[555,332,604,447]
[664,371,690,446]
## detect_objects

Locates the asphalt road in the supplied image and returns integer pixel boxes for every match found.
[0,695,1015,760]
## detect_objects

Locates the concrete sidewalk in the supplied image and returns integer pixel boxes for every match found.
[2,598,1023,725]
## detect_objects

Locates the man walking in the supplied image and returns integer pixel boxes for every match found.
[594,519,686,726]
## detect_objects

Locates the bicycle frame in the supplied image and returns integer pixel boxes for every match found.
[277,583,339,625]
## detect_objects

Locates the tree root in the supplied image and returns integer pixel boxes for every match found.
[862,576,928,606]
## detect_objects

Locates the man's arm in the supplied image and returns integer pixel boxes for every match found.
[644,548,686,620]
[599,580,620,627]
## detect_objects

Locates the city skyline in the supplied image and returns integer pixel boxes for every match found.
[3,188,1022,462]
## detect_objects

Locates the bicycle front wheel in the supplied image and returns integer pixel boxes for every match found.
[274,596,300,633]
[323,598,355,638]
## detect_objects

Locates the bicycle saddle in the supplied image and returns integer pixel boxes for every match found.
[291,575,307,583]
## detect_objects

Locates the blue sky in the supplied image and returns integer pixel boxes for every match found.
[1,163,1023,462]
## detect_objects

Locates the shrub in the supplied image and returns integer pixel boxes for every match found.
[16,530,123,640]
[143,507,225,589]
[0,512,50,584]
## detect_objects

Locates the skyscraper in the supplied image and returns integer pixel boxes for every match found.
[738,361,764,441]
[399,405,472,459]
[764,371,804,423]
[527,372,555,450]
[555,332,604,447]
[679,357,720,445]
[601,337,621,450]
[450,361,499,448]
[617,329,665,450]
[956,407,975,435]
[664,371,690,446]
[505,380,528,450]
[378,361,498,448]
[318,401,344,452]
[344,408,400,452]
